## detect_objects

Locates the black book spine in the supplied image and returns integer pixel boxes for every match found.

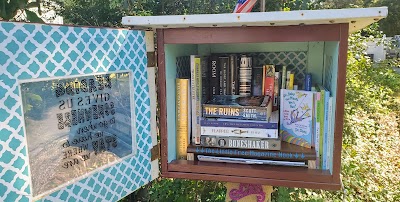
[219,56,229,95]
[229,54,238,95]
[201,57,210,103]
[209,55,220,96]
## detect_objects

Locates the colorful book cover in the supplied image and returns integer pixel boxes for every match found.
[203,95,272,121]
[280,89,314,148]
[176,79,190,160]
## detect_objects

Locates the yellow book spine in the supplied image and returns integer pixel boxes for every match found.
[176,79,189,160]
[288,73,294,90]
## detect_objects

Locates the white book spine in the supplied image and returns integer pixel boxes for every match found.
[327,96,334,174]
[200,126,278,138]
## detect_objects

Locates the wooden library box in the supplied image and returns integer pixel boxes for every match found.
[123,6,387,190]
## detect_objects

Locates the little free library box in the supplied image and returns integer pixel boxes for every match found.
[0,6,387,201]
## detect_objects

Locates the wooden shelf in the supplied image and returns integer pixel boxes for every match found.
[165,160,340,190]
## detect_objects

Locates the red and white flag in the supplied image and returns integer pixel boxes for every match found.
[233,0,258,13]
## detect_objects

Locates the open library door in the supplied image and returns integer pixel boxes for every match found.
[0,22,159,201]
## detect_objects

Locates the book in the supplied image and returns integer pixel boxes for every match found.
[209,55,220,96]
[200,126,278,138]
[239,55,252,96]
[288,73,294,90]
[229,54,239,95]
[191,55,202,145]
[305,73,312,91]
[188,141,317,161]
[327,96,334,173]
[319,84,330,170]
[200,118,278,129]
[197,155,307,167]
[220,56,229,95]
[176,79,190,160]
[285,70,291,89]
[252,66,264,96]
[273,71,280,111]
[280,89,314,148]
[281,65,287,90]
[263,65,275,100]
[313,88,321,169]
[201,56,210,103]
[200,136,281,150]
[203,95,272,121]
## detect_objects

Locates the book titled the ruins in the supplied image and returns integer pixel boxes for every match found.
[202,95,272,121]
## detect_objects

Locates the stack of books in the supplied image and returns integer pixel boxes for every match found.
[175,53,333,170]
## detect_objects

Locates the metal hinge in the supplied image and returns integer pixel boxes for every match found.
[150,143,160,161]
[147,51,156,67]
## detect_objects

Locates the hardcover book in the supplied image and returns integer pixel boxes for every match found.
[200,136,281,150]
[203,95,272,121]
[280,89,314,148]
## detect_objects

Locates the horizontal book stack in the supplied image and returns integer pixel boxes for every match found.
[175,53,335,170]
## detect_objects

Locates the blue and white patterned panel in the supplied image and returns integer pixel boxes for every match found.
[0,22,152,201]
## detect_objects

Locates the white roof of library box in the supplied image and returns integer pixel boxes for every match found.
[122,7,387,33]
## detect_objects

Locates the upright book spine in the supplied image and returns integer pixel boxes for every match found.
[305,73,312,91]
[273,71,280,111]
[209,55,220,96]
[191,56,201,145]
[239,55,252,96]
[219,56,229,95]
[176,79,190,159]
[229,54,238,95]
[252,66,263,96]
[201,56,210,103]
[281,66,287,89]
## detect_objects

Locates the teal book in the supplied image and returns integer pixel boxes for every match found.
[280,89,314,148]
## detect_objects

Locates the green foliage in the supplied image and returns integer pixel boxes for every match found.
[0,0,44,22]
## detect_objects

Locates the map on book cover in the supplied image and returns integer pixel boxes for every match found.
[280,89,314,148]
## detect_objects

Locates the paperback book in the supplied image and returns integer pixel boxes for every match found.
[203,95,272,121]
[280,89,314,148]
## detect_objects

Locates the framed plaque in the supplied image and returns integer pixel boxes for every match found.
[20,71,136,197]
